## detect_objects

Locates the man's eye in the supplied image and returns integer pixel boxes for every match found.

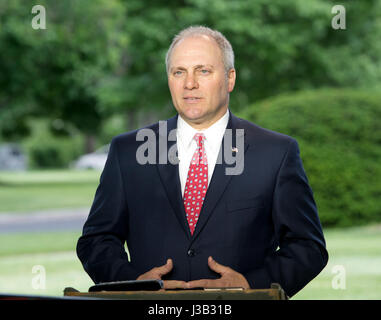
[174,71,183,76]
[200,69,210,74]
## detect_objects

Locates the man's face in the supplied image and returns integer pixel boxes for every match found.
[168,35,236,129]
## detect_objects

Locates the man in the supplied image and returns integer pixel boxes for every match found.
[77,26,328,297]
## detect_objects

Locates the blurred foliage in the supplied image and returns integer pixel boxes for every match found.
[0,0,128,140]
[22,118,83,168]
[1,0,381,145]
[239,88,381,228]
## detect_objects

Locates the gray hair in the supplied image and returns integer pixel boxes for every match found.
[165,26,235,76]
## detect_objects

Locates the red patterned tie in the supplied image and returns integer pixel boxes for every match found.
[183,133,208,235]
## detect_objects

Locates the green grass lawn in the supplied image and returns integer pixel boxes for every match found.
[0,231,93,295]
[0,170,100,213]
[0,225,380,299]
[292,224,381,299]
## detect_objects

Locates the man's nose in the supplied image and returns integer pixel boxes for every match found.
[184,74,198,90]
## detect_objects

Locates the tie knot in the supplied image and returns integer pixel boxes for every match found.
[194,133,206,146]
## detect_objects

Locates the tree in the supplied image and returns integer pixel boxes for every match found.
[1,0,380,146]
[116,0,381,112]
[0,0,128,152]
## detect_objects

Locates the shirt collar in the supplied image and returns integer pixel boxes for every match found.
[177,109,230,151]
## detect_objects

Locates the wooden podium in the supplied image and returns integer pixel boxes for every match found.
[64,283,287,300]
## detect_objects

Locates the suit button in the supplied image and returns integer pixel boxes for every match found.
[187,249,195,257]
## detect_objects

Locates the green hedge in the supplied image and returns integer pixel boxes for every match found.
[239,88,381,228]
[22,119,84,169]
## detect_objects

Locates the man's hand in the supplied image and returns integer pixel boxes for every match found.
[136,258,187,289]
[186,256,251,289]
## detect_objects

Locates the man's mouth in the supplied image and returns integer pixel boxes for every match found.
[184,97,202,103]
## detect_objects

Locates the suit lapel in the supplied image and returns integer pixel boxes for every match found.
[191,111,249,242]
[156,115,192,239]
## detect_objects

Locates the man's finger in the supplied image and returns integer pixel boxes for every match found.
[163,280,188,289]
[186,279,216,288]
[207,256,229,275]
[156,258,173,277]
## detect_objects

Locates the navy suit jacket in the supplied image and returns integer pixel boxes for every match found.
[77,111,328,297]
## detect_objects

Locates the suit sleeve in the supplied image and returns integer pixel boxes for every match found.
[243,138,328,297]
[76,137,140,283]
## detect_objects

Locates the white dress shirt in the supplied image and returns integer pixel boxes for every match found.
[176,109,230,197]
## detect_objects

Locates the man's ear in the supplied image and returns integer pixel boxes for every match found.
[227,68,236,92]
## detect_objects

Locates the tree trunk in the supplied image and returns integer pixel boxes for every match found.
[126,109,137,131]
[84,134,96,153]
